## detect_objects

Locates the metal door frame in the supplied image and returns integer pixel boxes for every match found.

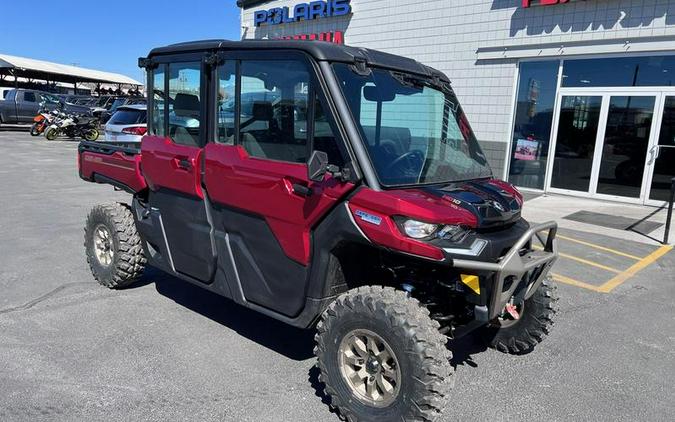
[644,90,675,207]
[545,87,670,205]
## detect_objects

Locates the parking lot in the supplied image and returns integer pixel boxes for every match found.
[1,130,674,421]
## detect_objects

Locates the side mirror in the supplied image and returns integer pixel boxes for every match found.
[307,150,329,182]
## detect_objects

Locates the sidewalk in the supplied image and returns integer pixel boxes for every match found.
[522,193,673,246]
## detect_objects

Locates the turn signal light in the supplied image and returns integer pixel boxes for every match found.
[122,126,147,135]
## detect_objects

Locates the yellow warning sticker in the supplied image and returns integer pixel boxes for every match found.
[460,274,480,295]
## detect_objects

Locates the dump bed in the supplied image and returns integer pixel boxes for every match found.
[78,141,147,193]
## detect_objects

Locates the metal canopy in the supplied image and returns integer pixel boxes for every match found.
[0,53,142,86]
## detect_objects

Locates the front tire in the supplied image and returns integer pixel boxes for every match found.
[84,203,146,288]
[30,122,41,136]
[480,278,557,354]
[315,286,453,422]
[45,127,58,140]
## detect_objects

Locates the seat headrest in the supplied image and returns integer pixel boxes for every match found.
[252,101,273,121]
[174,93,200,115]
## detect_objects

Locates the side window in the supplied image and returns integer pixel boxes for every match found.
[23,92,36,103]
[216,61,236,144]
[313,94,345,167]
[239,60,309,163]
[168,62,201,146]
[152,66,166,136]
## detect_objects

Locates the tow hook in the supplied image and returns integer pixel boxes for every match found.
[504,303,520,320]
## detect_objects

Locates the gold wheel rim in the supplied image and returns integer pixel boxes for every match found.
[93,224,114,266]
[338,329,401,408]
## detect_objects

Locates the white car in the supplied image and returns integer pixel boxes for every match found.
[104,104,147,143]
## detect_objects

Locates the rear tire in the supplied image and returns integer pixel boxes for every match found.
[45,127,58,141]
[30,122,41,136]
[315,286,453,422]
[84,128,99,141]
[84,203,146,289]
[480,278,557,354]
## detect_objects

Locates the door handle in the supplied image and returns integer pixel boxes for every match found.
[174,157,192,170]
[292,183,313,197]
[648,145,659,164]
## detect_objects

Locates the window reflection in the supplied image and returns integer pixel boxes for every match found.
[597,96,655,198]
[508,61,559,189]
[563,56,675,88]
[650,96,675,201]
[551,96,602,192]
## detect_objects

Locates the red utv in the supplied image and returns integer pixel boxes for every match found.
[78,40,558,421]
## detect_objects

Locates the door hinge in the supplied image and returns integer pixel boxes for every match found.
[205,53,222,66]
[350,56,370,76]
[138,57,157,70]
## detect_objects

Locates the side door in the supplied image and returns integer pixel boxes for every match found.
[17,91,38,122]
[141,55,216,282]
[203,53,356,317]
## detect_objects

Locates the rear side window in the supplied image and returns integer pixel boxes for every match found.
[109,109,147,125]
[168,61,202,147]
[23,92,36,102]
[239,60,309,163]
[152,67,166,136]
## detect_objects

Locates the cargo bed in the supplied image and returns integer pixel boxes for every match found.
[78,141,147,193]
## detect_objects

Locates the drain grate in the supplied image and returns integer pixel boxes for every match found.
[563,210,663,234]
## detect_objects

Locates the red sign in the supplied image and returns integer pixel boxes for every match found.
[276,30,344,44]
[522,0,579,7]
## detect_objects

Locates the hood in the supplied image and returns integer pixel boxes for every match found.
[349,178,523,230]
[424,178,523,228]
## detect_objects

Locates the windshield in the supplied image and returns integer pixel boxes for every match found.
[333,64,492,187]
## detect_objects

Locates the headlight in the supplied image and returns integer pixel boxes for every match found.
[402,219,438,239]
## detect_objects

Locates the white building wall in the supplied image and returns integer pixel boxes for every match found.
[241,0,675,177]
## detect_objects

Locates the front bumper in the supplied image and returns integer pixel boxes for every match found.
[451,221,558,321]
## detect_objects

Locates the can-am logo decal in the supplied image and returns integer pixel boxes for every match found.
[522,0,587,6]
[276,31,344,44]
[254,0,351,27]
[354,210,382,226]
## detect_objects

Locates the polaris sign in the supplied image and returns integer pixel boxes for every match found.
[254,0,351,27]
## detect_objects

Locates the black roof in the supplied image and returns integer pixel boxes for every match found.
[147,39,449,82]
[236,0,267,8]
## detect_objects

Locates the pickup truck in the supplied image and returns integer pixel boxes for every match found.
[78,39,559,422]
[0,88,92,125]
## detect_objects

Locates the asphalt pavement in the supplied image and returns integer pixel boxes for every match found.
[1,131,674,421]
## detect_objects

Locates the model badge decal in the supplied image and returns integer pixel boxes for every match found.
[490,201,505,212]
[354,210,382,226]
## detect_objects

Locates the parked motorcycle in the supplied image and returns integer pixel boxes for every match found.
[30,109,58,136]
[44,112,99,141]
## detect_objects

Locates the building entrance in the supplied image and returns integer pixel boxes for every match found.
[547,89,675,206]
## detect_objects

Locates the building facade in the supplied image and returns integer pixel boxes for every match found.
[238,0,675,206]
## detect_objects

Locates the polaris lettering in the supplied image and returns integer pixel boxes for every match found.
[254,0,351,27]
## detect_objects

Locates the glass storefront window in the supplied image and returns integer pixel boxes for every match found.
[508,61,559,189]
[563,56,675,88]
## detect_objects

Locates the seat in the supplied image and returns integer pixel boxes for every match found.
[171,93,201,146]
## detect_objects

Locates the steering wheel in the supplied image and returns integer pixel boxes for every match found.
[385,150,425,174]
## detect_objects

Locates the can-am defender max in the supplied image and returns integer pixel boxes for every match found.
[78,40,558,421]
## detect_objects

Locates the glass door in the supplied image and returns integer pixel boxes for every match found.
[547,91,661,204]
[647,95,675,204]
[594,95,657,200]
[549,95,603,194]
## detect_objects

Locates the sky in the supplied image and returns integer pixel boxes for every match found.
[0,0,241,84]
